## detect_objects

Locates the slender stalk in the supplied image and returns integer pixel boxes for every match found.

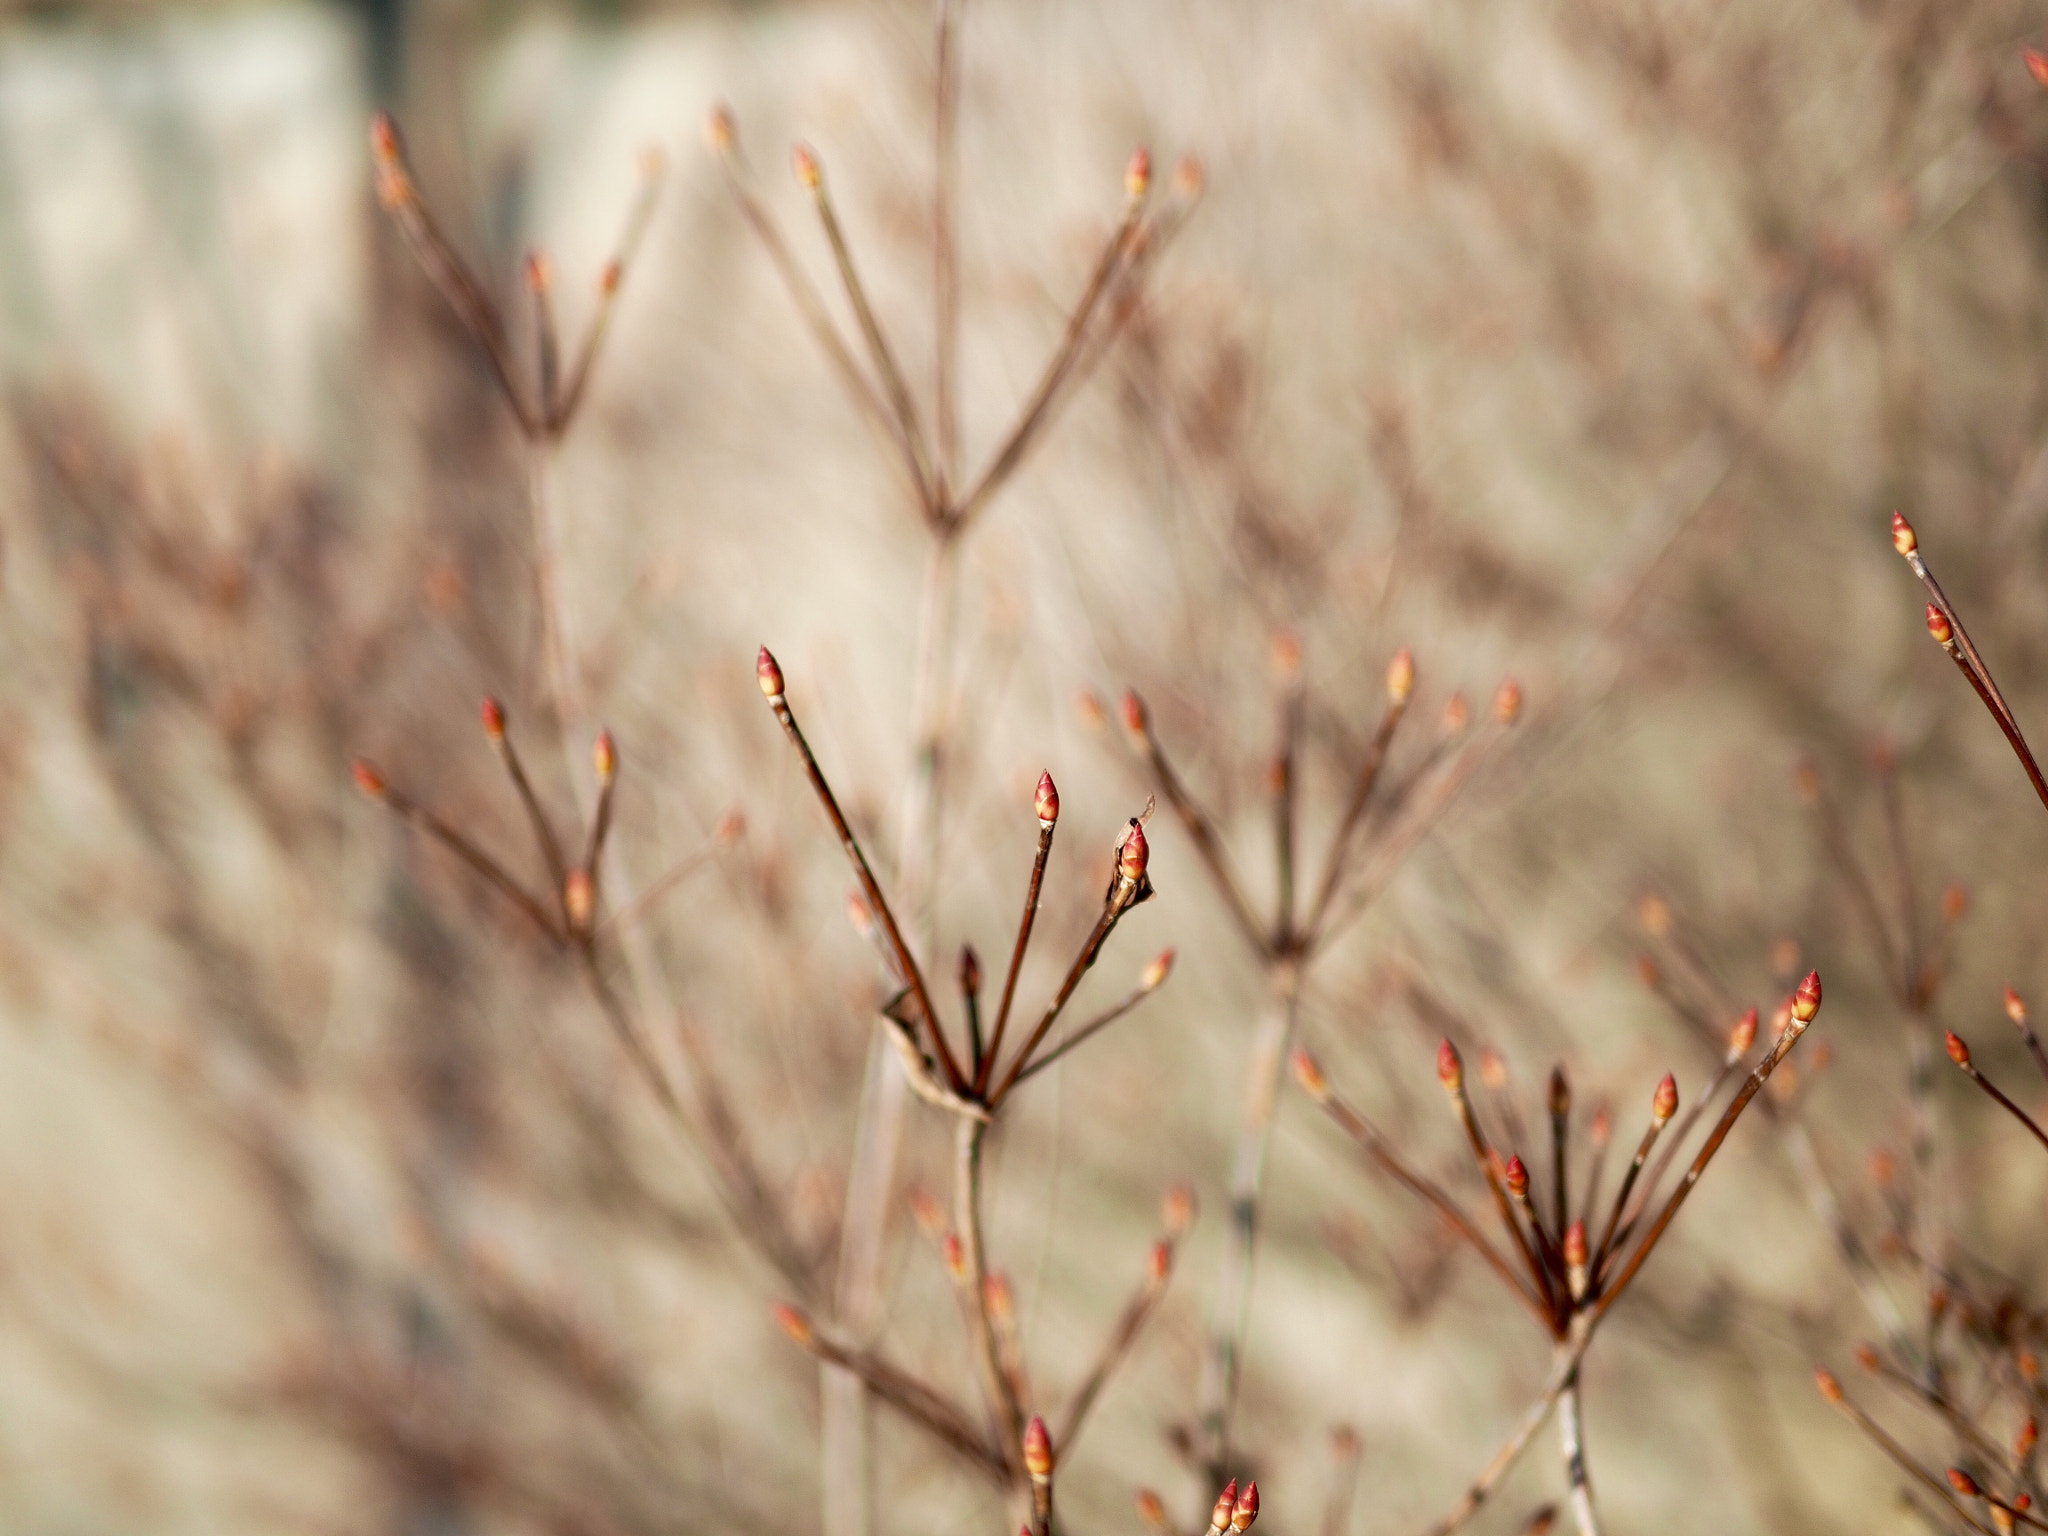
[1303,681,1409,938]
[932,0,962,493]
[1197,957,1302,1475]
[553,149,665,432]
[1010,976,1157,1085]
[984,819,1054,1094]
[1558,1376,1601,1536]
[1949,1039,2048,1155]
[955,1116,1025,1464]
[361,774,560,941]
[1125,695,1267,954]
[778,1315,1008,1483]
[987,880,1139,1107]
[1818,1374,1999,1536]
[1053,1234,1176,1448]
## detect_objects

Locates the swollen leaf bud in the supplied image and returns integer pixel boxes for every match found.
[1927,604,1953,646]
[1120,689,1149,744]
[757,646,784,700]
[1652,1072,1678,1125]
[1793,970,1823,1023]
[1136,1490,1169,1530]
[1142,949,1175,991]
[1946,1030,1971,1069]
[1147,1240,1172,1286]
[2028,47,2048,88]
[1815,1367,1844,1403]
[1210,1480,1239,1535]
[1291,1047,1329,1102]
[565,869,595,932]
[593,729,617,784]
[942,1232,967,1281]
[791,143,821,190]
[1023,1415,1054,1480]
[1033,770,1061,826]
[772,1303,814,1346]
[1563,1218,1588,1269]
[1125,147,1152,201]
[1492,678,1523,725]
[1437,1039,1464,1093]
[1504,1155,1530,1198]
[1119,819,1150,884]
[481,696,506,741]
[2007,987,2029,1027]
[1891,510,1918,557]
[1948,1468,1981,1499]
[1387,646,1416,704]
[705,104,736,154]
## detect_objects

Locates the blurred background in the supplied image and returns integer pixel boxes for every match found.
[6,0,2048,1531]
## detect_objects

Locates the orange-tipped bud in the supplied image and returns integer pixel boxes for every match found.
[1034,770,1060,824]
[1136,1490,1169,1530]
[757,646,784,699]
[2024,1349,2041,1384]
[1853,1342,1881,1373]
[1120,689,1149,743]
[1793,970,1823,1023]
[351,759,388,799]
[1891,510,1918,557]
[1946,1030,1971,1068]
[941,1232,967,1281]
[1119,819,1150,884]
[1437,1039,1464,1093]
[1563,1218,1588,1269]
[593,729,617,784]
[1442,692,1470,734]
[1148,1239,1172,1286]
[2028,47,2048,88]
[565,869,595,931]
[1232,1481,1259,1532]
[1125,147,1152,201]
[1652,1073,1678,1125]
[705,104,736,154]
[1815,1367,1844,1403]
[1493,678,1523,725]
[1292,1047,1329,1101]
[1387,646,1416,704]
[1928,604,1954,645]
[1210,1480,1239,1534]
[481,696,506,740]
[1163,1184,1196,1233]
[369,114,414,209]
[2017,1418,2038,1458]
[791,143,821,190]
[959,944,981,995]
[1023,1415,1054,1480]
[1143,949,1175,990]
[1504,1155,1530,1198]
[1948,1467,1981,1498]
[369,112,400,166]
[714,809,746,843]
[1548,1064,1571,1116]
[2007,987,2029,1027]
[525,251,552,295]
[772,1303,814,1346]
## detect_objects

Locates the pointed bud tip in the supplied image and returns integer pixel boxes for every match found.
[1210,1480,1239,1533]
[791,143,821,189]
[1232,1481,1259,1531]
[1927,603,1953,645]
[1948,1467,1980,1498]
[1437,1039,1463,1091]
[1125,147,1152,200]
[1945,1030,1970,1068]
[564,869,595,930]
[1387,646,1416,703]
[772,1303,814,1345]
[2027,46,2048,87]
[1652,1073,1678,1124]
[350,758,387,799]
[1147,1239,1172,1285]
[1291,1047,1329,1101]
[705,104,735,153]
[1815,1367,1843,1402]
[1563,1218,1588,1268]
[1119,819,1150,883]
[593,730,617,782]
[1119,689,1148,741]
[1504,1155,1529,1196]
[1142,949,1175,991]
[2007,986,2028,1026]
[959,944,981,992]
[757,646,784,699]
[524,250,552,293]
[1793,970,1822,1023]
[1853,1342,1881,1373]
[1548,1064,1571,1114]
[1891,510,1917,557]
[1022,1415,1054,1478]
[1035,770,1060,824]
[481,696,506,739]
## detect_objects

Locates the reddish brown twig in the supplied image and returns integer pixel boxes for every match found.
[1944,1032,2048,1156]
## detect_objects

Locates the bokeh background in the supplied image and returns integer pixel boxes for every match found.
[6,0,2048,1532]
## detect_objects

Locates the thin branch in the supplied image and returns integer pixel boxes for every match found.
[1123,691,1268,955]
[553,148,666,433]
[1303,659,1411,938]
[1053,1229,1178,1449]
[983,804,1055,1095]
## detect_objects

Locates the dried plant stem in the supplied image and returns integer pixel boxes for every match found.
[1590,1118,1663,1283]
[1557,1376,1601,1536]
[370,781,561,939]
[1446,1076,1551,1326]
[1198,956,1302,1475]
[786,1320,1008,1483]
[955,1115,1025,1466]
[932,0,962,489]
[984,820,1054,1094]
[1302,1074,1547,1324]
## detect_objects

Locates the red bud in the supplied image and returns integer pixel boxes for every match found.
[593,729,617,784]
[1387,647,1416,704]
[772,1303,814,1345]
[1210,1480,1238,1534]
[2028,47,2048,88]
[1232,1481,1259,1532]
[1891,510,1918,557]
[1035,771,1060,825]
[1793,970,1823,1023]
[1948,1467,1981,1498]
[1504,1155,1530,1198]
[351,759,388,799]
[2007,987,2029,1027]
[1120,689,1149,742]
[1652,1073,1678,1125]
[1023,1415,1054,1479]
[1563,1218,1588,1269]
[1125,147,1152,200]
[1946,1030,1971,1069]
[1928,604,1954,645]
[791,143,821,189]
[1119,820,1150,884]
[1437,1039,1464,1093]
[481,696,506,740]
[1815,1367,1843,1403]
[757,646,784,699]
